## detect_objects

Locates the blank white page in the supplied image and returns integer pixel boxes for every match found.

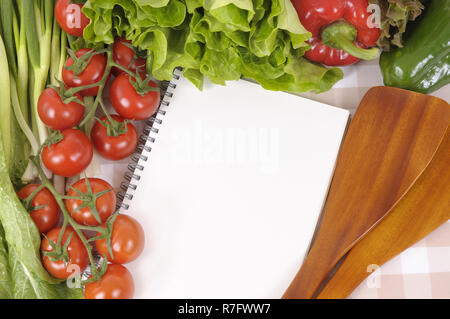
[122,70,349,298]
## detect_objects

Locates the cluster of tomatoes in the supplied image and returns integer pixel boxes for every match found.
[38,38,160,175]
[16,0,159,299]
[18,179,144,299]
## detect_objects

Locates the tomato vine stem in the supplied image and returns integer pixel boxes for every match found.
[76,48,114,128]
[30,156,108,284]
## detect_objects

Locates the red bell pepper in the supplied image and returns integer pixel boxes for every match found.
[292,0,381,66]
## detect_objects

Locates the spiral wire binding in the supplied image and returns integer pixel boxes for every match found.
[116,69,181,211]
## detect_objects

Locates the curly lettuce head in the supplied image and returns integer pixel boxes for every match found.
[82,0,343,93]
[370,0,424,51]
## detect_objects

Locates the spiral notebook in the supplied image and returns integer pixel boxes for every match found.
[118,69,350,298]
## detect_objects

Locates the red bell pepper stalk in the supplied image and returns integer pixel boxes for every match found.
[292,0,381,66]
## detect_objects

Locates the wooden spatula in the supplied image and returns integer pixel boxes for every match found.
[317,125,450,299]
[283,87,450,299]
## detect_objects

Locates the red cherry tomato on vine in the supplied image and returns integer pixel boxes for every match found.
[95,214,145,264]
[41,226,89,279]
[17,184,60,234]
[41,129,93,177]
[112,37,146,77]
[109,73,160,120]
[62,48,108,96]
[65,178,116,226]
[55,0,90,37]
[37,87,84,131]
[91,115,138,161]
[84,264,134,299]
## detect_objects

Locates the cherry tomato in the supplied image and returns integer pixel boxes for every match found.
[41,129,93,177]
[41,226,89,279]
[62,48,108,96]
[37,88,84,131]
[112,37,146,77]
[17,184,60,234]
[55,0,90,37]
[65,178,116,226]
[84,264,134,299]
[91,115,138,161]
[95,214,145,264]
[110,73,160,120]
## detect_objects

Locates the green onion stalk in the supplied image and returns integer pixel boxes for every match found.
[0,35,12,173]
[0,0,67,186]
[0,0,30,187]
[25,0,53,146]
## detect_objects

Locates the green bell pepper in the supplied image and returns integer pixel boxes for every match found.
[380,0,450,94]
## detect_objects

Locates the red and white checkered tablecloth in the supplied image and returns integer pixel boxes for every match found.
[93,59,450,299]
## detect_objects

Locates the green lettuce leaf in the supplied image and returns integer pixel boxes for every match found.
[8,111,29,190]
[0,224,11,299]
[205,0,255,32]
[141,0,187,27]
[0,134,82,298]
[8,247,82,299]
[277,0,310,49]
[242,54,343,93]
[0,149,58,284]
[136,0,170,8]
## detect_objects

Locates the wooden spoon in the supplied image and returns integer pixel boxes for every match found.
[317,125,450,299]
[283,87,450,299]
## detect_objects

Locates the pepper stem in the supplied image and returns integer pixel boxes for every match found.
[321,22,379,61]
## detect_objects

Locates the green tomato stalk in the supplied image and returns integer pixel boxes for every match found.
[49,15,67,194]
